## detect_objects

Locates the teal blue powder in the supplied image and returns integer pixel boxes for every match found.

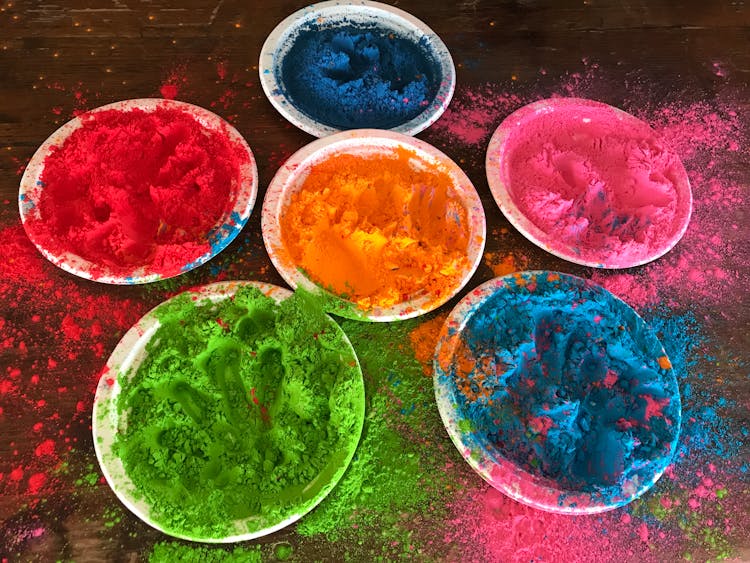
[443,273,681,501]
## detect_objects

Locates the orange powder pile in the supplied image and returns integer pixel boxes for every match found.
[279,148,471,311]
[408,313,448,376]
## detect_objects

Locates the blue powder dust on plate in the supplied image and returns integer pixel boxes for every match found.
[279,25,441,129]
[446,272,681,497]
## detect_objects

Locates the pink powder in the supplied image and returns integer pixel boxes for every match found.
[493,98,692,268]
[443,486,662,562]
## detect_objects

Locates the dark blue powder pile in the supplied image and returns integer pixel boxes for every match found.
[448,273,681,496]
[279,25,441,129]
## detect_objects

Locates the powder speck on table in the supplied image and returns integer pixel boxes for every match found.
[111,286,364,539]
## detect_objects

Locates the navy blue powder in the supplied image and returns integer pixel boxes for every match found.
[445,273,680,497]
[279,25,441,129]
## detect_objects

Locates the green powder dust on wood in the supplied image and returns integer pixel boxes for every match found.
[148,541,262,563]
[296,317,470,555]
[112,285,365,539]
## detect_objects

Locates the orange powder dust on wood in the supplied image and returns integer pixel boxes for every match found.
[408,313,448,376]
[279,147,471,310]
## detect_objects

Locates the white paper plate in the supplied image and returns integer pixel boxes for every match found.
[259,0,455,137]
[485,98,692,269]
[434,271,681,514]
[93,281,365,541]
[19,99,258,284]
[261,129,486,321]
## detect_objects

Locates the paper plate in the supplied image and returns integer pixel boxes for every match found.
[485,98,692,269]
[92,281,365,542]
[259,0,455,137]
[261,129,486,322]
[19,98,258,284]
[434,271,681,514]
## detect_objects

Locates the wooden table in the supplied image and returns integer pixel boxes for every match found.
[1,1,748,561]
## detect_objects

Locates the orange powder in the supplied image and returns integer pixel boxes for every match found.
[408,313,448,376]
[279,147,471,310]
[483,251,528,277]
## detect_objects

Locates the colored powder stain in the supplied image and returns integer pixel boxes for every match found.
[589,270,659,311]
[444,486,657,563]
[429,85,521,147]
[280,25,440,129]
[0,222,148,506]
[501,100,690,267]
[408,312,448,376]
[149,542,261,562]
[445,274,679,497]
[112,286,364,538]
[159,84,178,99]
[484,250,529,278]
[24,104,249,279]
[279,148,471,311]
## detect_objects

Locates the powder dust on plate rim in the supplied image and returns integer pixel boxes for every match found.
[434,271,682,514]
[258,0,456,137]
[260,129,486,322]
[18,98,258,285]
[486,98,693,269]
[91,281,366,542]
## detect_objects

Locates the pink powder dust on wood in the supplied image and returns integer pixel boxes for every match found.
[492,99,692,268]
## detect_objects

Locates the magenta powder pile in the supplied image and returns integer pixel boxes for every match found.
[500,100,691,267]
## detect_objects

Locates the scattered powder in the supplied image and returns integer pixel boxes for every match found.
[278,148,472,312]
[408,312,448,376]
[23,104,250,280]
[483,250,529,278]
[149,541,261,562]
[429,85,521,148]
[296,319,460,558]
[280,26,440,129]
[111,286,364,539]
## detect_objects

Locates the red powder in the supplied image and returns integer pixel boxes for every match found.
[24,105,249,279]
[27,472,47,495]
[159,84,179,99]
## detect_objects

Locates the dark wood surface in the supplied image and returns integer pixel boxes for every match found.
[1,1,749,562]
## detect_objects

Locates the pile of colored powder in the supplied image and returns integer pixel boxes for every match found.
[278,147,472,312]
[440,273,680,498]
[149,541,262,562]
[110,286,364,538]
[24,104,250,279]
[279,26,440,129]
[499,100,691,267]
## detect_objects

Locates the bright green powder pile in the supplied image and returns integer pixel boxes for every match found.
[113,286,365,539]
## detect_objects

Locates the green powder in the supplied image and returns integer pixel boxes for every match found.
[149,541,262,562]
[296,318,466,556]
[113,285,365,539]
